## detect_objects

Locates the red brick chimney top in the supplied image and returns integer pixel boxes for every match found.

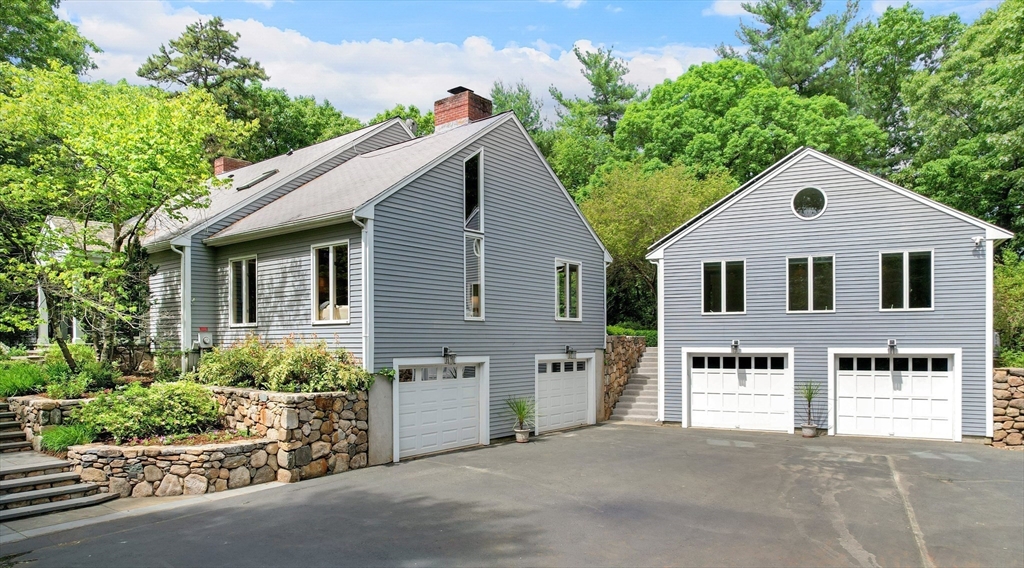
[434,87,492,132]
[214,156,252,176]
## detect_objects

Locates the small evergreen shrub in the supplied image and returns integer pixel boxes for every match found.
[0,361,46,397]
[194,335,273,388]
[45,366,91,399]
[44,342,97,367]
[607,325,658,347]
[77,360,121,390]
[73,382,219,443]
[41,424,96,453]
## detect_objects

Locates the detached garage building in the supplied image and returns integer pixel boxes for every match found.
[646,148,1013,442]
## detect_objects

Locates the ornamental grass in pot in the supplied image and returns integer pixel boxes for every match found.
[505,396,536,443]
[800,382,821,438]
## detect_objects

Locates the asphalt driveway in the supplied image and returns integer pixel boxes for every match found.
[4,423,1023,567]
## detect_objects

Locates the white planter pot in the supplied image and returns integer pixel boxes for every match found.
[513,427,530,443]
[801,424,818,438]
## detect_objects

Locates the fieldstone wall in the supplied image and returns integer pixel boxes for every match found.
[601,336,646,421]
[66,440,277,497]
[992,368,1024,448]
[8,396,88,450]
[209,386,368,480]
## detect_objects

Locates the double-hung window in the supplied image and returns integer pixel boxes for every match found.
[787,256,834,312]
[312,242,349,323]
[229,257,257,326]
[555,260,581,320]
[880,251,932,310]
[703,260,744,314]
[464,151,484,320]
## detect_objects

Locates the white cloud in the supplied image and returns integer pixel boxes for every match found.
[870,0,899,14]
[702,0,749,16]
[563,0,586,8]
[244,0,276,8]
[605,5,624,13]
[62,1,716,121]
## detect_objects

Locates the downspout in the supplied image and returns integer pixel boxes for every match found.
[351,213,373,372]
[169,244,191,371]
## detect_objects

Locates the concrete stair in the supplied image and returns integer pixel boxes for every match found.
[609,347,659,423]
[0,401,118,520]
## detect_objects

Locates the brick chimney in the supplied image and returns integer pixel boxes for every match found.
[434,87,492,133]
[213,156,252,176]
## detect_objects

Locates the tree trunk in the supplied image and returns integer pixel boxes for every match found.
[53,332,78,373]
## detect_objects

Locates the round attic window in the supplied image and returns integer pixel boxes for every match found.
[792,187,827,220]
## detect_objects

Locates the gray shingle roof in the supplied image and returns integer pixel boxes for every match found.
[142,120,401,246]
[207,113,510,244]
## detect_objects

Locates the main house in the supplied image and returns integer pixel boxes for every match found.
[143,88,610,464]
[647,148,1013,442]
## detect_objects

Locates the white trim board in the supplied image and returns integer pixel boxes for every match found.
[533,352,598,434]
[826,347,962,442]
[390,356,490,464]
[647,148,1013,260]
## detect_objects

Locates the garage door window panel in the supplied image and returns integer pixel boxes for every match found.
[880,251,933,310]
[703,260,745,314]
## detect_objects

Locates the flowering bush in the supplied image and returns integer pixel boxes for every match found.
[73,382,218,443]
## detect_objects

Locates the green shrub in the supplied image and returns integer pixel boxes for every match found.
[153,354,182,382]
[194,335,273,388]
[45,369,90,400]
[40,424,96,453]
[995,251,1024,352]
[73,382,219,443]
[77,360,121,390]
[607,325,658,347]
[8,345,28,357]
[999,349,1024,368]
[0,361,46,397]
[44,342,97,368]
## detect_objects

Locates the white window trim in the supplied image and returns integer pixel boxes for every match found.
[464,233,485,321]
[826,347,962,442]
[785,255,836,314]
[534,352,597,434]
[878,249,936,312]
[791,186,828,220]
[554,258,583,322]
[700,259,746,315]
[463,149,484,234]
[391,355,490,463]
[227,255,257,328]
[309,239,351,325]
[681,347,795,431]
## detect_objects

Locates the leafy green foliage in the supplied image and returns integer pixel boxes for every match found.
[369,104,434,136]
[717,0,857,98]
[137,17,267,121]
[504,396,536,430]
[616,59,886,182]
[551,46,644,139]
[999,350,1024,368]
[73,382,219,443]
[44,366,89,399]
[43,342,96,368]
[40,424,96,453]
[898,0,1023,251]
[995,251,1024,354]
[606,326,658,347]
[490,79,544,134]
[582,161,736,327]
[7,345,28,357]
[546,100,616,199]
[153,354,182,383]
[0,361,45,396]
[0,0,98,74]
[799,382,822,424]
[76,360,121,391]
[192,336,375,393]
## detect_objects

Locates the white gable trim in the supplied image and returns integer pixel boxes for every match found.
[147,119,407,250]
[646,148,1013,259]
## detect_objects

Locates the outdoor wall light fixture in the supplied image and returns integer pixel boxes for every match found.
[442,346,457,365]
[887,339,897,354]
[565,345,577,359]
[731,339,740,352]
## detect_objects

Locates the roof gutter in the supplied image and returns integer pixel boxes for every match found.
[202,209,355,247]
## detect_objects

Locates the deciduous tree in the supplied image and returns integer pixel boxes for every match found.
[0,0,97,74]
[368,104,434,136]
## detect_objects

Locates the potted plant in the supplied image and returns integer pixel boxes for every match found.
[799,382,821,438]
[505,396,536,443]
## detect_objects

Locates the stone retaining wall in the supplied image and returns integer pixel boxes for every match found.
[8,396,87,450]
[67,439,276,497]
[209,386,368,479]
[992,368,1024,448]
[601,336,646,421]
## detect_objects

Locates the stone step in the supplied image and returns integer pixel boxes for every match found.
[0,420,21,431]
[0,430,26,441]
[607,412,657,422]
[628,374,657,382]
[622,384,658,394]
[617,393,658,404]
[0,411,16,420]
[611,406,657,417]
[0,472,81,494]
[0,492,118,522]
[614,401,658,411]
[0,402,9,411]
[0,461,72,480]
[0,441,33,453]
[0,482,99,508]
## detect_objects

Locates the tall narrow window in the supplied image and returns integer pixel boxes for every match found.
[556,260,581,320]
[787,256,834,311]
[881,251,932,310]
[703,260,744,314]
[465,235,483,319]
[312,242,349,322]
[230,257,257,325]
[465,153,481,232]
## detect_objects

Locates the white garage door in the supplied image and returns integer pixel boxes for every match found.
[689,354,792,432]
[835,355,953,440]
[397,364,481,459]
[537,359,589,433]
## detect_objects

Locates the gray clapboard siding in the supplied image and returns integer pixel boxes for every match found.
[372,119,607,439]
[660,153,988,435]
[187,121,410,346]
[210,223,363,356]
[148,250,181,350]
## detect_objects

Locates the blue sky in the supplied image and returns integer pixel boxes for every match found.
[61,0,998,121]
